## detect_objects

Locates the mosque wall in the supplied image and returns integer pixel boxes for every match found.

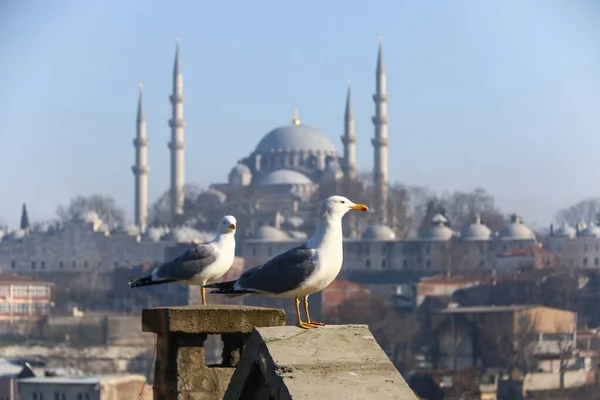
[0,221,173,289]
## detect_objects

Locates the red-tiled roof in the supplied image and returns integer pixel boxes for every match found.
[0,274,52,284]
[499,245,555,257]
[419,274,492,285]
[326,279,368,290]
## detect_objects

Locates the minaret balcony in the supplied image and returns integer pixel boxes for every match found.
[131,165,150,174]
[371,115,390,125]
[340,135,357,144]
[372,93,389,102]
[168,141,187,150]
[133,138,149,147]
[169,119,186,129]
[371,137,390,147]
[169,93,184,103]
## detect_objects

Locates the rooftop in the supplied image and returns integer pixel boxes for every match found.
[498,245,553,257]
[434,304,538,314]
[0,274,53,285]
[19,374,144,385]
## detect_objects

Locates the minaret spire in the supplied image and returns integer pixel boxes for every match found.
[292,108,300,125]
[341,80,357,179]
[132,82,149,231]
[168,37,186,221]
[371,36,390,225]
[20,203,30,231]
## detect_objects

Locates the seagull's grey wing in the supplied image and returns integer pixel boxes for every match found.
[235,244,316,294]
[153,244,218,281]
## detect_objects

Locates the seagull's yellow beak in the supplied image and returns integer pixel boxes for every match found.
[349,204,369,212]
[228,224,236,230]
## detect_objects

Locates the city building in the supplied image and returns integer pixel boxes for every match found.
[0,274,52,322]
[18,374,152,400]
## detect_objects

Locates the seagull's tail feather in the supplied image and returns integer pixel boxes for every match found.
[204,280,255,297]
[129,276,176,288]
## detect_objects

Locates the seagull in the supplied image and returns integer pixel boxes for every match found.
[205,196,368,328]
[128,215,237,305]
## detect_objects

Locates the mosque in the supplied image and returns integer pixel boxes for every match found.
[1,38,599,290]
[130,37,390,233]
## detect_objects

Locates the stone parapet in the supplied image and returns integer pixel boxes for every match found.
[223,324,419,400]
[142,305,286,400]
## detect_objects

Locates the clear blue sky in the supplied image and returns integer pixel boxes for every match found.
[1,0,600,229]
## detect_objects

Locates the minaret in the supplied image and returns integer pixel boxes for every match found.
[341,80,358,180]
[132,82,149,231]
[168,37,186,220]
[371,36,389,225]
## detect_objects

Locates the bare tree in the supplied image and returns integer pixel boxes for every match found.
[555,198,600,227]
[56,195,126,228]
[440,188,504,232]
[148,184,203,226]
[325,293,420,373]
[482,313,538,378]
[555,327,575,390]
[387,183,412,238]
[409,187,504,235]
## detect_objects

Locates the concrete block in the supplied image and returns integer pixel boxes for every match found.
[142,304,286,334]
[224,324,419,400]
[142,305,287,400]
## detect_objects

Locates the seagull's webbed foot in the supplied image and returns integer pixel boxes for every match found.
[295,297,318,329]
[302,296,326,327]
[298,321,318,329]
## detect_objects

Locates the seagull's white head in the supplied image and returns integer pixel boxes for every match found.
[319,195,369,219]
[217,215,237,235]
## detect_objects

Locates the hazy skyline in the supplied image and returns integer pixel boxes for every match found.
[1,0,600,229]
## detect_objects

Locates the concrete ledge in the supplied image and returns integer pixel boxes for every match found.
[142,305,286,334]
[224,324,419,400]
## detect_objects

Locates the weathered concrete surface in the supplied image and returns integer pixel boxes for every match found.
[142,304,286,334]
[142,305,287,400]
[224,324,419,400]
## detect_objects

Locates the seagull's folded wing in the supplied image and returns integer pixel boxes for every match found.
[154,244,218,281]
[235,244,317,294]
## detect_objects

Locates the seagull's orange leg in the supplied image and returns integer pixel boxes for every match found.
[303,295,325,326]
[201,287,206,305]
[295,297,316,329]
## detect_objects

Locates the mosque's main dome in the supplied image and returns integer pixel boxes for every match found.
[255,123,337,154]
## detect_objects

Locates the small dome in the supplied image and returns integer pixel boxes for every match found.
[579,222,600,238]
[162,227,212,243]
[553,222,576,239]
[112,224,140,236]
[229,163,252,187]
[461,214,492,241]
[285,216,304,229]
[32,222,52,233]
[72,211,101,224]
[259,169,313,186]
[202,189,227,204]
[252,226,290,240]
[421,214,454,241]
[6,229,27,241]
[232,163,250,175]
[322,159,344,181]
[287,231,309,240]
[255,123,337,154]
[362,225,396,240]
[497,214,536,241]
[143,227,165,242]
